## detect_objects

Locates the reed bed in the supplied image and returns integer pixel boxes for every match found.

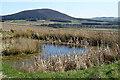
[20,43,120,73]
[2,38,41,56]
[2,28,119,47]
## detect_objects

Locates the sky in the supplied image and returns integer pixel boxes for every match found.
[0,1,119,18]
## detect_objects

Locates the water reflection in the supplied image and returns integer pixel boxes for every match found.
[42,43,86,55]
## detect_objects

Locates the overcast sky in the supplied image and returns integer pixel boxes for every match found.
[0,0,119,18]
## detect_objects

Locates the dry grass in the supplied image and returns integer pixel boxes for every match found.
[2,22,118,47]
[20,44,120,73]
[2,28,118,48]
[2,38,41,56]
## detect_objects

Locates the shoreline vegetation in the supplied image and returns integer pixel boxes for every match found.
[3,27,119,46]
[2,61,120,78]
[1,22,120,78]
[2,38,41,56]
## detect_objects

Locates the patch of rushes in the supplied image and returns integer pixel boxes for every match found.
[2,38,41,56]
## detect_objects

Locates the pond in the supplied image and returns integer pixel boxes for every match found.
[4,43,87,70]
[41,43,86,55]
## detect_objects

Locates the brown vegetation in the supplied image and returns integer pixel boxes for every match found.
[2,38,41,56]
[3,28,119,48]
[21,44,120,73]
[2,22,120,73]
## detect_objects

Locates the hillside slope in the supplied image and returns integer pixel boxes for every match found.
[2,8,105,22]
[2,9,74,20]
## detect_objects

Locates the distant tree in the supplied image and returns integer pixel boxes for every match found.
[50,20,71,23]
[26,18,37,21]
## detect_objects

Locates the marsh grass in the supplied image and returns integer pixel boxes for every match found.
[2,28,120,73]
[2,38,41,56]
[3,29,119,48]
[20,44,120,73]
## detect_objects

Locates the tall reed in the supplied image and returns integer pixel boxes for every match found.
[20,44,119,73]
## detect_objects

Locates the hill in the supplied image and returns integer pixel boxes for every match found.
[2,9,74,21]
[2,8,104,22]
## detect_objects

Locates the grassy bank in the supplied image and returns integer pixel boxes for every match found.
[2,61,120,78]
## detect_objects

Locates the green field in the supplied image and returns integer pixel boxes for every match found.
[2,61,120,78]
[11,20,27,23]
